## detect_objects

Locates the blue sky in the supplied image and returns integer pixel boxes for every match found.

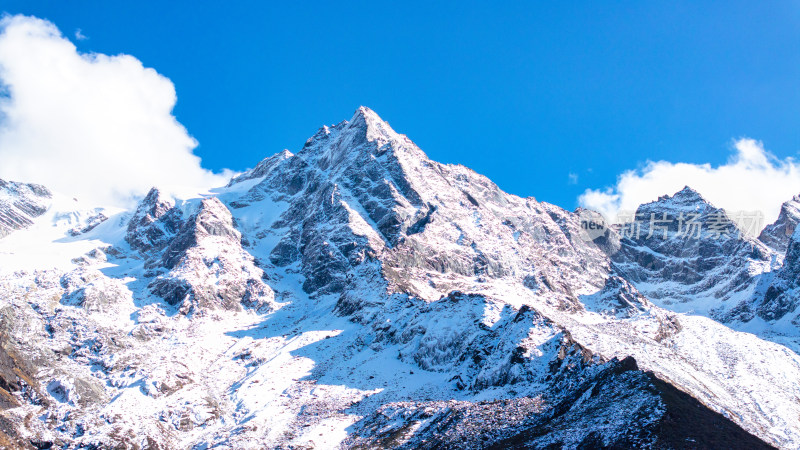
[3,1,800,211]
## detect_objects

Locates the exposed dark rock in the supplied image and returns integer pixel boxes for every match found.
[647,374,775,450]
[346,353,772,449]
[756,227,800,321]
[580,276,652,318]
[125,188,183,253]
[149,197,276,313]
[406,203,436,235]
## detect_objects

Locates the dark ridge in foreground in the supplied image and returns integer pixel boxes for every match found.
[647,375,775,450]
[491,371,776,449]
[346,356,775,449]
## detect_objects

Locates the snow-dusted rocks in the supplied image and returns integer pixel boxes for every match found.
[60,268,135,315]
[758,227,800,323]
[125,187,183,254]
[579,276,654,318]
[346,355,772,450]
[760,194,800,254]
[0,178,51,239]
[149,197,277,314]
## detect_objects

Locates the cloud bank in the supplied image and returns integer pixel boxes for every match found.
[579,138,800,227]
[0,15,229,207]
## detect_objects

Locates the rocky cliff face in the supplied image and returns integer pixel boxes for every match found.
[0,108,796,449]
[760,195,800,254]
[125,187,183,254]
[125,190,277,315]
[757,227,800,324]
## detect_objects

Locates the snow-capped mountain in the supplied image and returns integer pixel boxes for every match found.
[609,187,774,319]
[0,107,799,448]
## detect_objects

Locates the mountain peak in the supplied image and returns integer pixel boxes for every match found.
[668,186,706,202]
[781,194,800,213]
[346,106,400,141]
[2,108,799,449]
[296,106,429,174]
[350,105,381,125]
[642,186,711,214]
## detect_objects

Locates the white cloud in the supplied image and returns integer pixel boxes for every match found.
[0,15,230,207]
[579,138,800,227]
[74,28,87,41]
[568,172,579,185]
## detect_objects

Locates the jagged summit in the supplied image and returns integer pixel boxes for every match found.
[125,187,180,253]
[630,184,752,238]
[672,185,704,200]
[305,106,400,144]
[349,105,384,128]
[347,106,410,146]
[230,107,428,189]
[649,185,709,211]
[612,180,772,321]
[298,106,428,172]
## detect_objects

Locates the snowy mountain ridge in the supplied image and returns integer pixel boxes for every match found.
[0,107,798,448]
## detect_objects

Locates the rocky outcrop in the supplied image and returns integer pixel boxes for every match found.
[60,269,135,314]
[149,197,276,314]
[124,190,277,314]
[757,227,800,322]
[346,353,773,449]
[125,187,183,253]
[759,194,800,254]
[0,323,42,449]
[580,276,653,318]
[0,179,51,239]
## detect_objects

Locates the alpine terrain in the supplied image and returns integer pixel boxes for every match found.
[1,107,799,449]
